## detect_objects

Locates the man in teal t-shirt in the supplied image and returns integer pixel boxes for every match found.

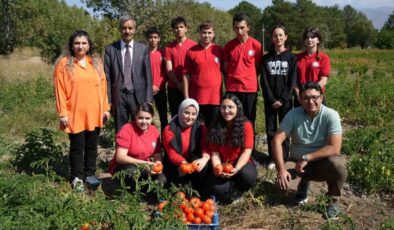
[272,81,347,220]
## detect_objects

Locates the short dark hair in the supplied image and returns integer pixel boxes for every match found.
[145,26,160,38]
[303,27,322,43]
[198,21,214,32]
[135,102,154,117]
[299,81,323,95]
[232,13,251,27]
[171,16,188,28]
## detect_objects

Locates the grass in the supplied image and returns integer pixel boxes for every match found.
[0,48,393,228]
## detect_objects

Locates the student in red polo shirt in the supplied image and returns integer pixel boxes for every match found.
[164,17,197,117]
[223,13,263,125]
[145,27,168,132]
[183,21,223,127]
[295,27,331,106]
[108,103,166,191]
[207,93,257,203]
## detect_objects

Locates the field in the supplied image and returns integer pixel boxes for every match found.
[0,48,393,229]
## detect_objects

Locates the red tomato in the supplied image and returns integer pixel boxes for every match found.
[214,164,223,175]
[189,197,201,209]
[193,217,202,224]
[202,215,212,224]
[201,202,211,212]
[180,163,193,174]
[205,211,214,218]
[223,163,234,173]
[186,212,195,222]
[194,207,205,218]
[158,200,167,212]
[152,162,163,173]
[81,223,90,230]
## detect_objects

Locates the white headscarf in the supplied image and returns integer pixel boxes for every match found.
[177,98,200,128]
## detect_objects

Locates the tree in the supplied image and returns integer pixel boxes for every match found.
[228,1,264,40]
[344,5,377,48]
[0,0,16,54]
[382,10,394,30]
[376,11,394,49]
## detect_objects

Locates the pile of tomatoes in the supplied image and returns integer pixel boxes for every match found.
[214,163,234,175]
[158,192,217,225]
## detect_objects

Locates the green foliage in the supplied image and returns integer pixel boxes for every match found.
[12,128,68,177]
[375,29,394,49]
[343,127,394,194]
[344,5,377,48]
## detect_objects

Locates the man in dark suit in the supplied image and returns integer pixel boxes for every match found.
[105,15,153,133]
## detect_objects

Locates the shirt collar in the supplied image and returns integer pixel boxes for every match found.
[121,39,134,48]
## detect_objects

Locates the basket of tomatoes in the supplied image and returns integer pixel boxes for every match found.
[157,192,219,230]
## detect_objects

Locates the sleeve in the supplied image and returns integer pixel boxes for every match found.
[327,110,342,135]
[164,45,172,61]
[280,54,298,103]
[53,59,69,118]
[244,122,254,149]
[183,51,192,75]
[104,46,112,104]
[260,55,276,104]
[279,111,294,135]
[144,47,153,102]
[208,142,219,156]
[319,54,331,77]
[254,40,263,63]
[99,60,110,112]
[115,124,132,149]
[162,125,186,166]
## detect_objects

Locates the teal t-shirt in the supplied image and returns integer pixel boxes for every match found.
[279,105,342,160]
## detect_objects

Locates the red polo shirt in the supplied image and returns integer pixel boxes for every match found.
[209,121,254,164]
[297,51,330,91]
[108,122,161,174]
[164,38,197,88]
[150,49,167,90]
[223,37,263,92]
[184,43,223,105]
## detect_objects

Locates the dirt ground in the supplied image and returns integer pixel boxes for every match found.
[96,134,393,229]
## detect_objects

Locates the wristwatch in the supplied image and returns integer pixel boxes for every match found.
[302,154,309,162]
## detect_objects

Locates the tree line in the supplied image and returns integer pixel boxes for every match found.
[0,0,393,63]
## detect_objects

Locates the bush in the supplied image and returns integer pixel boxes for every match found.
[12,128,68,178]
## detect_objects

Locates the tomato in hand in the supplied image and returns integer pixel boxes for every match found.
[214,164,223,175]
[223,163,234,174]
[152,162,163,173]
[180,163,193,174]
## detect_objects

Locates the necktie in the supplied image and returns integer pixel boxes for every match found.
[124,44,133,91]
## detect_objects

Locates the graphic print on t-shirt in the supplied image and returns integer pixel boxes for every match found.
[267,60,289,76]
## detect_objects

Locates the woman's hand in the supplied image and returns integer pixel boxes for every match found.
[192,155,210,172]
[59,116,69,128]
[222,166,240,178]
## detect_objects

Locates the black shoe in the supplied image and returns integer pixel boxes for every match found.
[294,180,310,205]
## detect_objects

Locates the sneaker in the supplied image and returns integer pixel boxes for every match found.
[326,203,341,220]
[86,175,101,189]
[71,177,84,192]
[267,162,276,170]
[231,196,244,205]
[294,180,310,205]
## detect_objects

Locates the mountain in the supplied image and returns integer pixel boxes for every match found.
[357,7,393,29]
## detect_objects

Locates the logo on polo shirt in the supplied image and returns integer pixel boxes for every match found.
[312,61,320,68]
[248,50,255,57]
[152,141,157,148]
[214,57,220,63]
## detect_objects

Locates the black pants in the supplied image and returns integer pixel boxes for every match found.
[114,89,138,133]
[69,128,99,182]
[168,87,184,118]
[210,162,257,202]
[264,101,292,161]
[198,104,220,128]
[227,92,257,125]
[153,89,169,133]
[113,164,167,191]
[163,156,211,199]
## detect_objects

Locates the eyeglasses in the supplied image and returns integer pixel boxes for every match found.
[302,95,321,102]
[220,105,236,110]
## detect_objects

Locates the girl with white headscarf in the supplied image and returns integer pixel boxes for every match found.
[162,99,211,197]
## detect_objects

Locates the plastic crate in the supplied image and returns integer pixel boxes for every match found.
[187,211,219,230]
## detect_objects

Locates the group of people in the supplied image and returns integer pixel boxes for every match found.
[53,13,347,219]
